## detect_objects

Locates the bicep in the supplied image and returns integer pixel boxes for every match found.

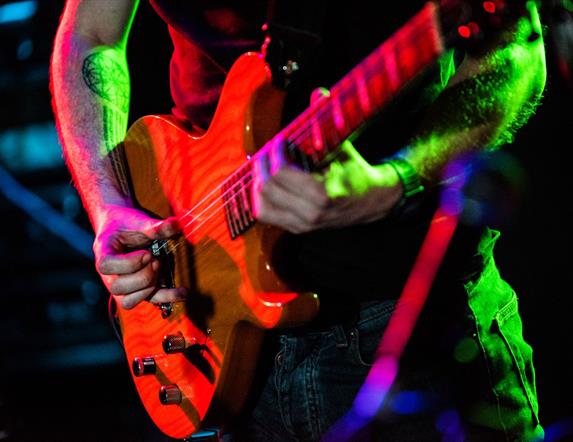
[58,0,140,48]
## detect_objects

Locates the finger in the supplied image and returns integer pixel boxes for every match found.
[114,288,156,310]
[256,194,313,233]
[97,248,152,276]
[261,178,325,225]
[320,194,387,227]
[310,87,330,105]
[272,167,329,208]
[339,140,364,160]
[148,287,188,305]
[114,216,180,249]
[108,259,159,295]
[315,196,355,226]
[144,216,181,240]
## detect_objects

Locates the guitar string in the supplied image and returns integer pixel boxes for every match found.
[151,22,436,255]
[153,14,436,242]
[145,4,526,274]
[160,0,483,250]
[153,26,435,257]
[160,83,351,249]
[166,88,336,235]
[152,18,423,228]
[154,91,335,248]
[175,16,439,233]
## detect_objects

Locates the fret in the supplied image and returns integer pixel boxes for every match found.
[241,162,256,226]
[229,187,243,236]
[311,114,324,154]
[396,40,417,82]
[268,136,288,175]
[336,79,367,139]
[280,116,320,168]
[222,162,256,239]
[285,136,312,172]
[303,133,322,166]
[382,41,401,93]
[251,149,269,218]
[224,2,445,240]
[331,92,348,136]
[239,180,254,224]
[230,175,245,232]
[222,179,238,239]
[237,164,252,224]
[361,55,389,113]
[354,65,372,117]
[324,4,443,138]
[320,103,342,159]
[234,192,246,227]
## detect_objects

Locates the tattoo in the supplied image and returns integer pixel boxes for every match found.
[82,52,130,113]
[102,105,126,153]
[82,50,131,195]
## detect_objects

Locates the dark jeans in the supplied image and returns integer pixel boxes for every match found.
[222,229,543,442]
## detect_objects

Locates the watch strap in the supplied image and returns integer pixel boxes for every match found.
[386,157,425,199]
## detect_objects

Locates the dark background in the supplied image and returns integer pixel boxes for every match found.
[0,1,572,441]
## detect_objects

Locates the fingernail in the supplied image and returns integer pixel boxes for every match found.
[152,260,160,271]
[142,253,152,265]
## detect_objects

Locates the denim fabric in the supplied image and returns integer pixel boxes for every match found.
[223,229,542,442]
[462,229,544,442]
[227,300,396,442]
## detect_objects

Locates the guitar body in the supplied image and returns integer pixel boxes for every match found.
[114,0,522,437]
[119,52,320,440]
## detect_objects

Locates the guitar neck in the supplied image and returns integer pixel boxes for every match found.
[275,2,444,169]
[262,0,528,169]
[220,0,526,238]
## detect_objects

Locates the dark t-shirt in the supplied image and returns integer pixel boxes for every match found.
[148,0,481,303]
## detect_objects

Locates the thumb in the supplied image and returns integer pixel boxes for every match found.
[310,87,330,106]
[144,216,181,240]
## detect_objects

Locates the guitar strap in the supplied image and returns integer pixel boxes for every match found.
[263,0,327,90]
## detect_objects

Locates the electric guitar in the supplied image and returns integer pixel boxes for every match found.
[115,1,528,438]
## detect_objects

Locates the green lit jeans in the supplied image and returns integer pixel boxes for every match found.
[461,228,544,441]
[227,229,543,442]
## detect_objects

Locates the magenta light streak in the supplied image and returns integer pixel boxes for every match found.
[323,208,459,442]
[359,210,458,409]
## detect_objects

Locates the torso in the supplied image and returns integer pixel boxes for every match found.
[148,0,473,303]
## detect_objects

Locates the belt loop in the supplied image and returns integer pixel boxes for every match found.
[332,325,349,348]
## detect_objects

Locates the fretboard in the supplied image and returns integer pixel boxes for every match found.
[280,2,444,168]
[224,2,444,239]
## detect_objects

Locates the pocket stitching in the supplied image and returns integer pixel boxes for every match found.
[494,296,539,425]
[351,328,375,368]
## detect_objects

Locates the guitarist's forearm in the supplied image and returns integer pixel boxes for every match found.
[51,38,133,233]
[50,1,137,233]
[403,4,546,186]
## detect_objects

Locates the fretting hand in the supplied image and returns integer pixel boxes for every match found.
[253,140,404,233]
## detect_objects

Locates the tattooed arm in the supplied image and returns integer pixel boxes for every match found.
[51,0,135,220]
[51,0,185,308]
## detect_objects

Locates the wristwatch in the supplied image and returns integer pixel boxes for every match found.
[385,157,425,204]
